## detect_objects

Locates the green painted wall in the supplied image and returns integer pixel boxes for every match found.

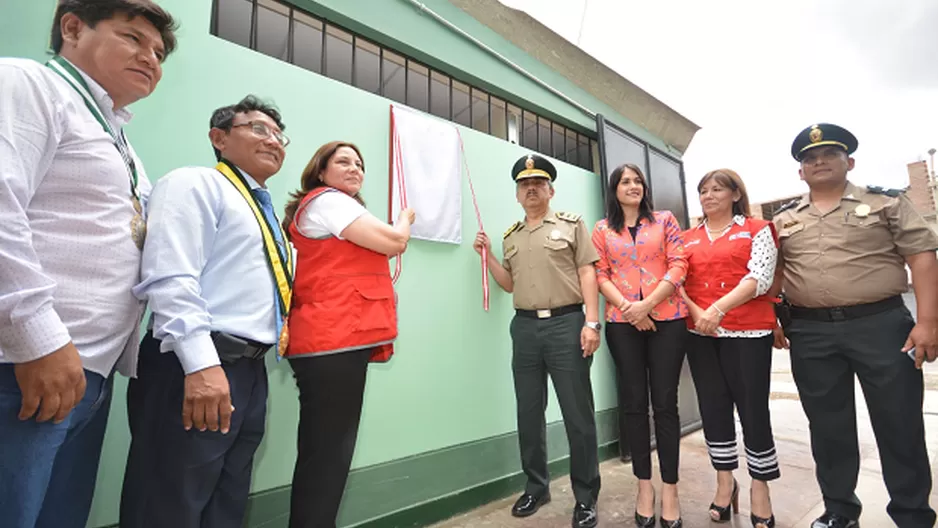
[0,1,678,526]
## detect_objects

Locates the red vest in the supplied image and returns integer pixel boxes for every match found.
[683,218,778,332]
[286,187,395,362]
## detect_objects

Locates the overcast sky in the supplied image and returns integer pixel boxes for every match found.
[497,0,938,216]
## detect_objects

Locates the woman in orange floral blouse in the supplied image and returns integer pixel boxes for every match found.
[591,163,688,528]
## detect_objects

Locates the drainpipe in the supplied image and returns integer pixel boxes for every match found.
[400,0,597,118]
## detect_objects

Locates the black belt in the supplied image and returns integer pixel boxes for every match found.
[515,303,583,319]
[211,331,272,363]
[789,295,903,322]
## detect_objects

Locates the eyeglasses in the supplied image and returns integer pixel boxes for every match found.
[232,121,290,148]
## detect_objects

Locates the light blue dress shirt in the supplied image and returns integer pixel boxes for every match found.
[133,164,283,374]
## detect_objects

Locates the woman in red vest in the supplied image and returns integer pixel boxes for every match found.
[591,163,688,528]
[280,141,415,528]
[681,169,779,528]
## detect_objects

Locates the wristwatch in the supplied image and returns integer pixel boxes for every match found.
[585,321,601,331]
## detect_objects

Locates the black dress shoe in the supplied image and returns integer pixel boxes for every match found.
[572,502,598,528]
[810,512,859,528]
[510,493,550,517]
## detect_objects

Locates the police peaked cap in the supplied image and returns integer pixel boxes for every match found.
[791,123,858,161]
[512,154,557,182]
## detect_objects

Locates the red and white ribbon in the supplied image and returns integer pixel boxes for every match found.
[389,106,489,310]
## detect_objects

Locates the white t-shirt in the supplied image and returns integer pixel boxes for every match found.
[297,190,369,239]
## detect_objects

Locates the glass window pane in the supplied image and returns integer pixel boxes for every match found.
[353,38,380,94]
[590,139,599,174]
[537,116,551,155]
[649,151,688,228]
[406,61,429,112]
[292,11,322,73]
[522,110,537,149]
[381,49,406,103]
[552,123,566,161]
[565,128,578,164]
[577,134,591,170]
[471,88,489,133]
[599,126,647,182]
[452,80,471,127]
[490,97,507,140]
[430,70,450,119]
[215,0,252,47]
[255,0,290,60]
[507,103,521,145]
[324,24,352,84]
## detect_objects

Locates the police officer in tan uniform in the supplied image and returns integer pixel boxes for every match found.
[773,123,938,528]
[474,154,601,528]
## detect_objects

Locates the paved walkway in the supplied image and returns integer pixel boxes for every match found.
[431,349,938,527]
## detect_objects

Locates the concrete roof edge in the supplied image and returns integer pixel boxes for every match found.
[447,0,701,154]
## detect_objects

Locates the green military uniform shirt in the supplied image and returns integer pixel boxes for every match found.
[502,210,599,310]
[773,181,938,308]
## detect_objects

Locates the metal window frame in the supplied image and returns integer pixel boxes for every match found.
[212,0,603,169]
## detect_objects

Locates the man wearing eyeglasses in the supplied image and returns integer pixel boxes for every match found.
[119,95,292,528]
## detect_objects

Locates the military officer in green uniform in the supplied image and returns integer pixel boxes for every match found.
[473,153,601,528]
[772,123,938,528]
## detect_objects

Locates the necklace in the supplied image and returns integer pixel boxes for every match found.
[706,221,733,233]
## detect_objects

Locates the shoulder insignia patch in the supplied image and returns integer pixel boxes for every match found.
[866,185,904,198]
[556,211,582,223]
[503,221,522,239]
[772,199,801,217]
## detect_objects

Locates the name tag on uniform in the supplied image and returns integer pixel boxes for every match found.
[728,232,752,241]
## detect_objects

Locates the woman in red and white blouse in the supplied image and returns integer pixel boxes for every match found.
[681,169,779,528]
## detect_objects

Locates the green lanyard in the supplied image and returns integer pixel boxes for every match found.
[45,56,139,200]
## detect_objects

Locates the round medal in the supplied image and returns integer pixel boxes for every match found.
[854,204,871,217]
[130,213,146,250]
[550,229,561,240]
[278,320,290,357]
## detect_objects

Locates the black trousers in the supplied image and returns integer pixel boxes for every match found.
[288,348,371,528]
[686,333,780,481]
[788,305,935,527]
[605,320,687,484]
[510,311,601,506]
[120,333,268,528]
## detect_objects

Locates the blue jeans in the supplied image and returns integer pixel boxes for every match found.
[0,364,113,528]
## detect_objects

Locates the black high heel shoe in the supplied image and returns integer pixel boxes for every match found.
[750,484,775,528]
[634,488,655,528]
[709,478,739,522]
[750,513,776,528]
[659,487,682,528]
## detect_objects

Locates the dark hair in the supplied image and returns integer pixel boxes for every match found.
[282,141,365,239]
[209,95,286,161]
[605,163,654,233]
[697,168,751,220]
[51,0,178,57]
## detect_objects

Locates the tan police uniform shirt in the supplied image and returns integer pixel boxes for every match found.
[773,181,938,308]
[502,210,599,310]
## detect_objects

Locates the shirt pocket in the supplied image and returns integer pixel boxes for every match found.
[843,205,886,243]
[504,245,519,262]
[778,221,805,240]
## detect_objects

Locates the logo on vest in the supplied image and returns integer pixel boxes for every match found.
[685,239,702,247]
[728,231,752,241]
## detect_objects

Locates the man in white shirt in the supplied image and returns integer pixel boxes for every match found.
[120,95,292,528]
[0,1,176,527]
